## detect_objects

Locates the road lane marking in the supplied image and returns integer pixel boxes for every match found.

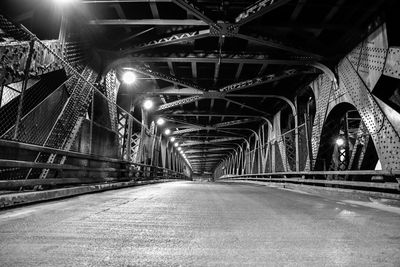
[343,200,400,215]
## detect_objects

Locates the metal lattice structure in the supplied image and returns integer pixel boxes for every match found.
[1,0,399,183]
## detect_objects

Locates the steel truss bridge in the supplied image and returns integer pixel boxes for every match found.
[0,0,399,199]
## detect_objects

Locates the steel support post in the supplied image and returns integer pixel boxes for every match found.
[138,109,148,163]
[89,90,94,155]
[271,140,276,173]
[0,85,3,107]
[58,13,68,59]
[294,97,300,172]
[13,40,34,140]
[125,117,133,161]
[304,113,312,171]
[150,124,157,166]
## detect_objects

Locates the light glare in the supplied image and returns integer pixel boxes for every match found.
[156,118,165,126]
[122,71,137,84]
[170,137,176,142]
[56,0,78,4]
[174,143,179,147]
[336,137,345,146]
[143,99,154,110]
[164,129,171,135]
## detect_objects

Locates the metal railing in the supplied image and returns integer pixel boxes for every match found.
[218,171,400,193]
[0,15,190,184]
[0,139,189,190]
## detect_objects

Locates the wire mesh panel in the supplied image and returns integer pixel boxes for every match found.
[0,16,190,183]
[282,129,296,171]
[298,124,309,171]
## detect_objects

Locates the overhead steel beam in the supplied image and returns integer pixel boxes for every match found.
[114,27,154,47]
[223,98,267,115]
[234,0,294,27]
[155,69,315,111]
[165,114,262,118]
[172,0,218,27]
[121,29,210,54]
[235,63,244,81]
[126,65,206,91]
[89,19,208,26]
[185,148,233,154]
[187,154,226,158]
[219,69,315,93]
[181,137,243,146]
[190,158,224,161]
[290,0,307,21]
[177,136,237,141]
[112,3,131,33]
[213,118,259,128]
[235,33,323,59]
[191,62,197,80]
[158,95,205,111]
[83,0,172,3]
[123,53,316,65]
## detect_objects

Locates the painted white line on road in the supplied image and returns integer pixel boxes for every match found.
[343,200,400,215]
[280,188,311,195]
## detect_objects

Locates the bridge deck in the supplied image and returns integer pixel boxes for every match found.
[0,181,399,266]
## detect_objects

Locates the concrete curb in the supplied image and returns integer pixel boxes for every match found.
[0,179,178,209]
[219,179,400,201]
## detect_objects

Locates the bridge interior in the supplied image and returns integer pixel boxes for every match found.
[0,0,400,265]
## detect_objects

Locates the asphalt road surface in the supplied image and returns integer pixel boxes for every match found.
[0,181,399,266]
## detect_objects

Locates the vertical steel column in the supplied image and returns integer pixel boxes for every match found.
[14,40,35,140]
[294,96,300,172]
[304,113,312,170]
[150,123,157,166]
[0,85,3,107]
[89,90,94,154]
[126,117,133,161]
[138,109,147,163]
[271,140,276,172]
[58,11,69,59]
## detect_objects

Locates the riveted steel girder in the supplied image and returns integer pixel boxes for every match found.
[185,147,234,154]
[88,19,207,26]
[123,52,315,64]
[212,118,259,128]
[156,69,315,111]
[127,65,206,91]
[234,0,293,27]
[171,0,218,27]
[121,29,210,54]
[158,95,205,111]
[219,69,314,93]
[181,137,243,146]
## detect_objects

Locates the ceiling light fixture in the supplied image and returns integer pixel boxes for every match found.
[122,71,137,84]
[143,99,154,110]
[156,118,165,126]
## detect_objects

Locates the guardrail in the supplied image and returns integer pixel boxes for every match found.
[218,171,400,192]
[0,140,190,190]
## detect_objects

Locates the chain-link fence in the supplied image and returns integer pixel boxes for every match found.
[0,17,188,183]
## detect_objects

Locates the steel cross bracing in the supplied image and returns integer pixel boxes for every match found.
[171,0,219,28]
[121,29,210,54]
[171,118,261,135]
[180,137,243,147]
[112,0,322,58]
[128,65,206,91]
[185,148,234,154]
[234,0,293,27]
[156,69,315,110]
[124,52,317,64]
[219,69,313,92]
